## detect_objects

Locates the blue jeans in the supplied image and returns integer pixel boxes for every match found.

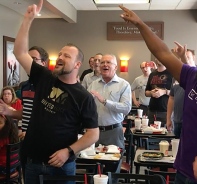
[25,160,76,184]
[174,171,197,184]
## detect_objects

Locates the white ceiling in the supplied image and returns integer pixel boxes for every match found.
[0,0,196,23]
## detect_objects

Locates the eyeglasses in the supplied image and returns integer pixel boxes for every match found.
[31,57,42,62]
[100,61,116,66]
[3,93,12,96]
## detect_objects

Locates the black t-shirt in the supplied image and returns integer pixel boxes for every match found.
[145,69,172,112]
[23,62,98,162]
[80,68,93,81]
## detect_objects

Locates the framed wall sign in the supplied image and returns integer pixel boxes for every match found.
[3,36,20,87]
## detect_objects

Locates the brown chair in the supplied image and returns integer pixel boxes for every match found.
[0,141,22,184]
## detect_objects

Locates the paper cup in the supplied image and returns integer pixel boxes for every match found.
[93,174,108,184]
[137,109,143,118]
[135,118,141,130]
[171,139,180,158]
[141,118,149,129]
[159,141,169,156]
[154,121,161,129]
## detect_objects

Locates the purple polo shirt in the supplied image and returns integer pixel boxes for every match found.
[174,64,197,181]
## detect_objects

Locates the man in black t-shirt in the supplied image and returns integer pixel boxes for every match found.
[145,59,172,127]
[13,1,99,183]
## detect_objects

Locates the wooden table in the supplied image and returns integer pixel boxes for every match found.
[134,149,175,174]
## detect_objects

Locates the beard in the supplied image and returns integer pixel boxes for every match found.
[52,66,74,77]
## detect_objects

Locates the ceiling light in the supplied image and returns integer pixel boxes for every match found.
[14,2,21,5]
[94,0,149,4]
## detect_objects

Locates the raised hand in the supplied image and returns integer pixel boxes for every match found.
[174,41,187,59]
[0,99,14,115]
[119,5,142,25]
[24,0,43,20]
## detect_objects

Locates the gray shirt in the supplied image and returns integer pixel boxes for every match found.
[81,71,101,89]
[88,74,132,126]
[170,82,184,123]
[131,75,150,106]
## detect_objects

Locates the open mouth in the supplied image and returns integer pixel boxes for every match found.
[56,61,64,67]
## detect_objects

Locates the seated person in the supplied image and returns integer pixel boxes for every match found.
[0,86,22,110]
[0,115,19,174]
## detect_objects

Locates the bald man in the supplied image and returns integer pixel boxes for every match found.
[88,54,131,149]
[131,62,152,115]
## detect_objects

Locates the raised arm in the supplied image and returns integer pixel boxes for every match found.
[119,5,183,82]
[13,0,43,75]
[173,41,188,64]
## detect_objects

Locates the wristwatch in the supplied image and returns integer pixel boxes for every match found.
[102,99,107,106]
[67,146,75,157]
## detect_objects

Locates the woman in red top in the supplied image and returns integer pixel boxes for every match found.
[0,115,19,173]
[0,86,22,110]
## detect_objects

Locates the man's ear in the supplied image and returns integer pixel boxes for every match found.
[75,61,82,69]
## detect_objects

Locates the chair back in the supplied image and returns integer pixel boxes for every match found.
[124,133,133,164]
[76,162,103,175]
[39,174,93,184]
[108,172,166,184]
[145,169,176,184]
[121,133,135,173]
[143,137,172,150]
[0,141,22,184]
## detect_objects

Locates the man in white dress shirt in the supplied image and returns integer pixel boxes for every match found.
[88,54,131,148]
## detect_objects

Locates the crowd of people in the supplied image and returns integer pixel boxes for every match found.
[0,0,196,183]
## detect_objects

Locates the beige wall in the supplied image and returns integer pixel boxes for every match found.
[0,5,27,89]
[0,6,196,92]
[29,10,197,85]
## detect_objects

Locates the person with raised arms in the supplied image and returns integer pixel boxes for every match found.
[120,5,197,184]
[13,0,99,183]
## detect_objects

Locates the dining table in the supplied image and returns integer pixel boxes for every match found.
[134,149,175,174]
[131,127,176,148]
[76,147,124,174]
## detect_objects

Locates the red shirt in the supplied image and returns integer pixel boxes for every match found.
[11,99,22,110]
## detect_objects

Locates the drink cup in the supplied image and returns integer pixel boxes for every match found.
[171,139,180,158]
[137,109,143,118]
[93,174,108,184]
[159,141,169,156]
[134,118,141,130]
[154,121,161,129]
[141,118,149,129]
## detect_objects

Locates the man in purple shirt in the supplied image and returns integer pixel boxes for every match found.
[120,5,197,184]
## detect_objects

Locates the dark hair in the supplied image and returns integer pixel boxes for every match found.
[66,43,84,63]
[29,46,49,63]
[187,49,195,56]
[0,116,19,144]
[89,57,94,63]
